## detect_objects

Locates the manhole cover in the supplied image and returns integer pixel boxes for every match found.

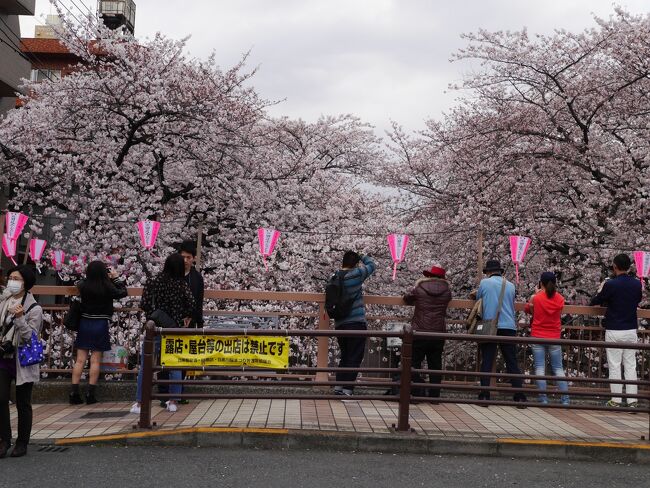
[79,411,129,419]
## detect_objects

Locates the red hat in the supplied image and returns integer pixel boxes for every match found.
[423,265,446,278]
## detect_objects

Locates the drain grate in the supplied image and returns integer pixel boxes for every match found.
[79,411,129,419]
[38,446,69,453]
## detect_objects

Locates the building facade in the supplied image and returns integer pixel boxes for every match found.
[0,0,34,112]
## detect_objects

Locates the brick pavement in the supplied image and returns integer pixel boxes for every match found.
[11,400,649,443]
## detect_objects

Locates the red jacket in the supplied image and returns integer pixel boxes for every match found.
[524,291,565,339]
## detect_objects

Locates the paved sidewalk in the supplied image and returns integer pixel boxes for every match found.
[12,399,649,443]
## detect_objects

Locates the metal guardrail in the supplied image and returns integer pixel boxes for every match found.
[136,321,650,441]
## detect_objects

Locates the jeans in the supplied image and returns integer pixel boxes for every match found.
[0,369,33,446]
[479,328,526,401]
[605,329,638,404]
[136,337,182,403]
[335,322,367,394]
[532,344,569,404]
[412,339,445,397]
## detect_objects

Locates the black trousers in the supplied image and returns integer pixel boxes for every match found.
[412,339,445,397]
[479,328,526,400]
[0,369,33,445]
[335,322,367,391]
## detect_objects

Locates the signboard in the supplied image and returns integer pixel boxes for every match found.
[160,335,289,369]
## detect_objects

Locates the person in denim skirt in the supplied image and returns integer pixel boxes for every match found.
[524,272,569,405]
[70,261,127,405]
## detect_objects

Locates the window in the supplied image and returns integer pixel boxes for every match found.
[30,69,62,83]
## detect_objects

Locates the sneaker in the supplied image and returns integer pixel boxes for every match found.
[334,390,352,397]
[626,402,638,409]
[129,403,141,414]
[561,399,571,406]
[166,401,178,413]
[606,400,622,408]
[178,399,190,405]
[159,400,167,408]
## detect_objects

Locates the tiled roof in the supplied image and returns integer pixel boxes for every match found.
[20,38,74,55]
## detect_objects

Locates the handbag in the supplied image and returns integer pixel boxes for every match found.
[18,330,44,367]
[64,297,82,331]
[149,293,178,328]
[471,277,507,336]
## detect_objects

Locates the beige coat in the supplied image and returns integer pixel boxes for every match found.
[1,292,43,385]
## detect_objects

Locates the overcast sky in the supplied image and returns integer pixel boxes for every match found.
[20,0,650,136]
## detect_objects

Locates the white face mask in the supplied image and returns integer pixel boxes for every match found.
[6,280,23,295]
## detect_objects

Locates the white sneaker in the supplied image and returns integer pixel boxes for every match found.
[129,403,141,414]
[166,401,178,413]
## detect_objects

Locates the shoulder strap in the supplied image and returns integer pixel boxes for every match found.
[491,278,508,327]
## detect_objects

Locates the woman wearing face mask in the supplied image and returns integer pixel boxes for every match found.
[0,266,42,458]
[69,261,127,405]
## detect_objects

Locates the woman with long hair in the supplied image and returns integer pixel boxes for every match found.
[524,271,570,405]
[131,253,194,414]
[70,260,127,404]
[0,266,42,457]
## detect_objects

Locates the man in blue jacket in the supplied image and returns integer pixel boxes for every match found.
[333,251,376,397]
[474,260,527,406]
[590,254,642,407]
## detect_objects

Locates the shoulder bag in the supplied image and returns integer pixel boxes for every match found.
[471,277,507,336]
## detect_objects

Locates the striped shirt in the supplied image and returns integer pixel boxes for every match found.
[334,255,376,327]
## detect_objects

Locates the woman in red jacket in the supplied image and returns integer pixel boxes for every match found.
[524,272,570,405]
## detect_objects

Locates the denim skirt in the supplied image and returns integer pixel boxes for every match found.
[75,317,111,352]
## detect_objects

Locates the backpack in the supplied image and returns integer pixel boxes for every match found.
[325,270,355,320]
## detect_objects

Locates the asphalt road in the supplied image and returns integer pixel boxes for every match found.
[1,445,646,488]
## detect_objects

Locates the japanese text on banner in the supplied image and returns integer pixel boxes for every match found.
[160,335,289,369]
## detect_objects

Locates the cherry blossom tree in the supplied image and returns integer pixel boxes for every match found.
[379,8,650,299]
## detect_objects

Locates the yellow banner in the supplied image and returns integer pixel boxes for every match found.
[160,335,289,369]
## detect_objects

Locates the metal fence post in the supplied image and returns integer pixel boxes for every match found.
[316,302,330,383]
[138,321,155,429]
[397,324,413,432]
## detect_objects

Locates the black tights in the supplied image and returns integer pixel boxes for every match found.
[0,369,33,446]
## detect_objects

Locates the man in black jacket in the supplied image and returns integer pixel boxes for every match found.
[179,241,204,327]
[590,254,642,407]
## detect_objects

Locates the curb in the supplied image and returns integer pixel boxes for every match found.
[45,427,650,464]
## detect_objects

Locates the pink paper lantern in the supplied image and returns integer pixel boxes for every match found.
[2,234,17,266]
[5,212,28,241]
[51,250,65,270]
[29,238,47,262]
[257,227,280,272]
[633,251,650,283]
[387,233,410,280]
[136,220,161,250]
[509,235,531,284]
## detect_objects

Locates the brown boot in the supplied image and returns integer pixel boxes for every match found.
[10,442,27,457]
[0,440,9,459]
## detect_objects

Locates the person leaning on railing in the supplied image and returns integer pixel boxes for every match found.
[589,253,642,408]
[130,253,194,415]
[69,261,127,405]
[0,266,43,458]
[403,265,452,399]
[471,259,527,407]
[524,272,570,406]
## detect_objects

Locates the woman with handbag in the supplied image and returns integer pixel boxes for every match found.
[0,265,42,458]
[524,272,570,405]
[131,253,194,414]
[69,261,127,405]
[403,265,452,399]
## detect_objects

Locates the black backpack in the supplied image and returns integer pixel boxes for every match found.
[325,271,355,320]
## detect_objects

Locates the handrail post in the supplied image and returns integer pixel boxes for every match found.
[138,321,156,429]
[316,302,329,383]
[397,324,413,432]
